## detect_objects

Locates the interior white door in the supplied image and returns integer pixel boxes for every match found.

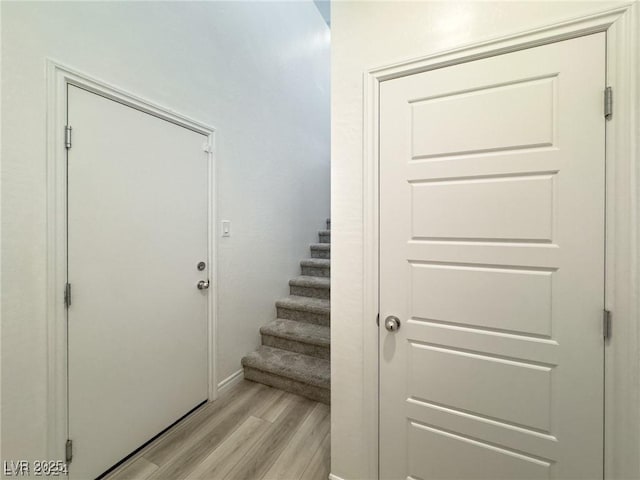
[67,85,209,479]
[379,33,605,480]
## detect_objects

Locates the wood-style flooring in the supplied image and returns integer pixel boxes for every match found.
[103,380,330,480]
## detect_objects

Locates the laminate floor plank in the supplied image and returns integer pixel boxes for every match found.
[144,382,260,467]
[256,391,297,423]
[185,416,271,480]
[263,403,330,480]
[104,457,159,480]
[250,387,285,421]
[101,380,330,480]
[147,385,271,479]
[224,395,315,480]
[300,431,331,480]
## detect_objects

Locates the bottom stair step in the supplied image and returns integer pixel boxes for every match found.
[242,346,330,404]
[261,319,330,360]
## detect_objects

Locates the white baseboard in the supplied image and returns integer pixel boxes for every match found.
[217,368,244,394]
[329,474,345,480]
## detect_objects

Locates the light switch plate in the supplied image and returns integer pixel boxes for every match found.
[222,220,231,237]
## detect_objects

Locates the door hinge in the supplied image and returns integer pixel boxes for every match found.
[65,439,73,463]
[64,283,72,309]
[65,125,72,149]
[604,87,613,120]
[603,309,612,340]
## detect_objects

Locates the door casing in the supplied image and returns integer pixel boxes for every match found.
[361,4,639,480]
[45,60,218,462]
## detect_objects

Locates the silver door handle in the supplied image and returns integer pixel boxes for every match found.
[384,316,401,332]
[197,280,210,290]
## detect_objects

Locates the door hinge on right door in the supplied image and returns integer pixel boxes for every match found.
[65,125,72,149]
[603,309,612,340]
[65,439,73,463]
[64,283,72,309]
[604,87,613,120]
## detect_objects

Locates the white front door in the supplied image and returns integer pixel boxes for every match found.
[67,85,210,479]
[379,33,606,479]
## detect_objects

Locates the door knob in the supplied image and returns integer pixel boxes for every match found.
[384,316,401,332]
[197,280,210,290]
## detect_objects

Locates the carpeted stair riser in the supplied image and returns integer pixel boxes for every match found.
[276,307,329,326]
[311,250,330,259]
[260,319,329,359]
[300,259,330,278]
[290,285,330,299]
[301,265,330,277]
[319,231,330,244]
[310,244,331,259]
[289,275,330,300]
[244,367,329,404]
[261,334,329,360]
[276,295,329,325]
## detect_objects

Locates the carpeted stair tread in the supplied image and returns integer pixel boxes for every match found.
[261,319,330,347]
[276,295,330,315]
[310,243,330,251]
[242,346,330,389]
[318,230,330,236]
[289,275,330,300]
[289,275,330,289]
[300,258,330,268]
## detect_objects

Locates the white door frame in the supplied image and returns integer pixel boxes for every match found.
[362,4,639,479]
[45,60,218,462]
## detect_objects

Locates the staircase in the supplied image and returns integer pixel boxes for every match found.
[241,223,330,404]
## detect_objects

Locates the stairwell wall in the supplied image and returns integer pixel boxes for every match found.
[1,1,330,461]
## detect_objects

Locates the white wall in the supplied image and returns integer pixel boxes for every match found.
[1,0,329,461]
[331,1,634,479]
